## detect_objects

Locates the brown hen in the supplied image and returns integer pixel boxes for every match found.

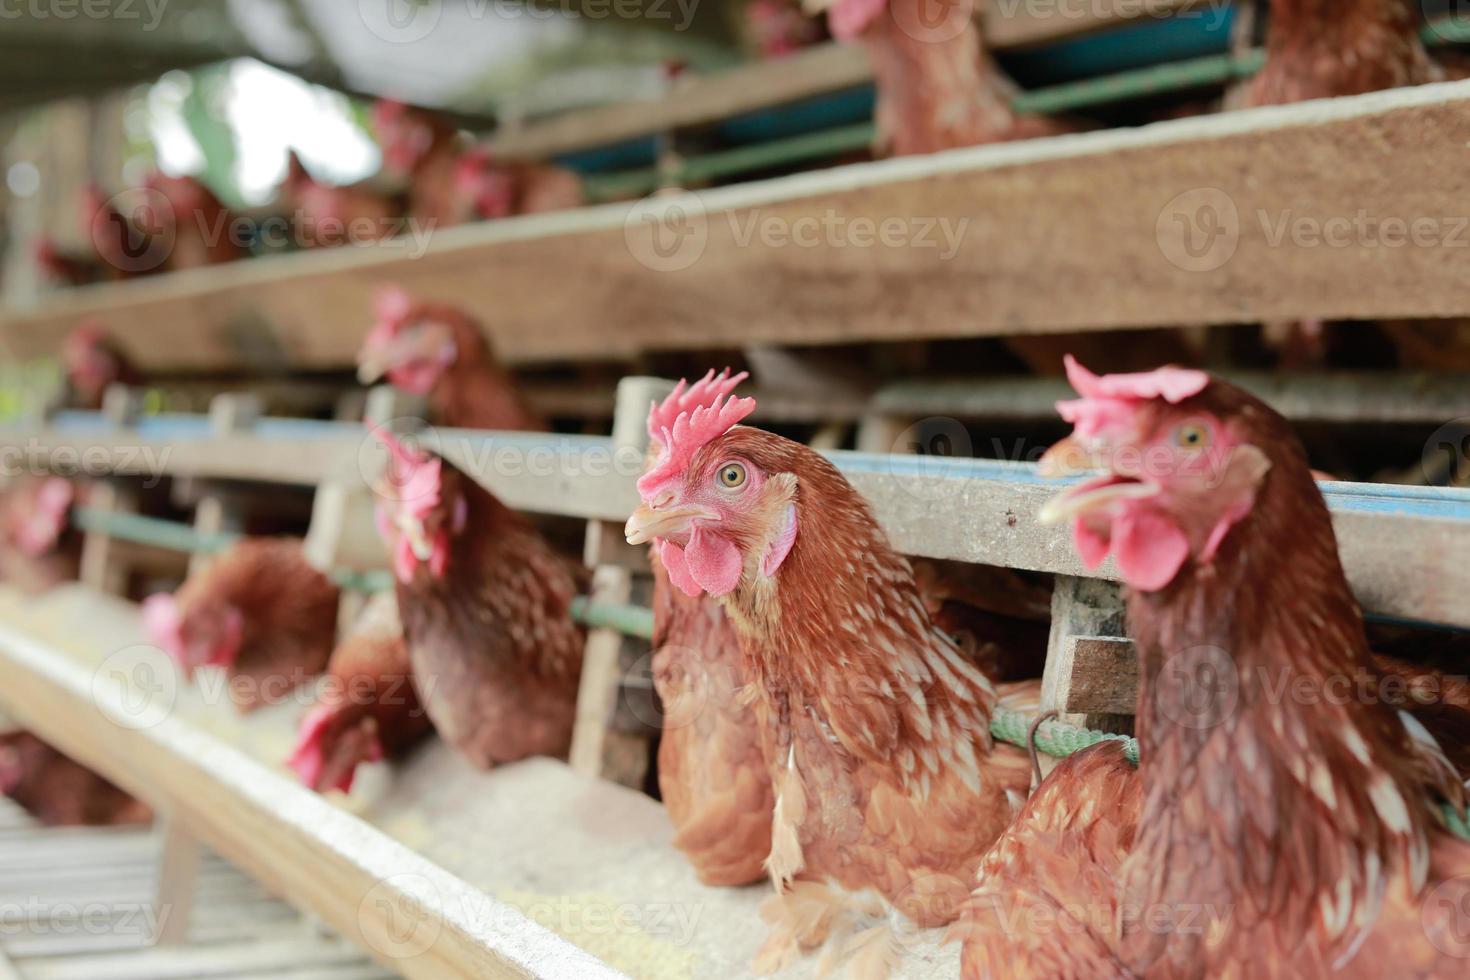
[142,537,339,712]
[625,372,1032,974]
[811,0,1065,157]
[960,359,1470,977]
[356,286,545,432]
[373,430,583,768]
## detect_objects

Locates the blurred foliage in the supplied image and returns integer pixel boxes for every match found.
[180,65,242,206]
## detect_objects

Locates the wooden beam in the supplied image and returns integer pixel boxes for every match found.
[11,79,1470,371]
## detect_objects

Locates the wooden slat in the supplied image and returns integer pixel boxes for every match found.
[12,79,1470,371]
[0,625,622,980]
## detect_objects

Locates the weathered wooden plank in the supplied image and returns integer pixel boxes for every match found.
[10,80,1470,371]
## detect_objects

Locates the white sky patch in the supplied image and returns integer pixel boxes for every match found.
[222,60,380,203]
[146,60,380,206]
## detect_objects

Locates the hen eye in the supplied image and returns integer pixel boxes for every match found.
[1174,423,1210,449]
[717,463,747,489]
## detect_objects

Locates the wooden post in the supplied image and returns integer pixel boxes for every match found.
[855,412,910,454]
[187,395,262,575]
[568,377,673,785]
[151,814,203,946]
[363,385,427,429]
[1039,576,1133,733]
[78,385,143,595]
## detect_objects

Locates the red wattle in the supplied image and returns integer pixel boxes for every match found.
[1112,507,1190,592]
[685,525,743,597]
[659,540,703,598]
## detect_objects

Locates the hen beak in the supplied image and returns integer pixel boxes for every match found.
[1037,436,1160,526]
[396,514,434,560]
[356,324,441,384]
[1038,480,1160,526]
[625,503,717,546]
[1036,435,1100,478]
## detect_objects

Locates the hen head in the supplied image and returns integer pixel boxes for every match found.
[286,704,384,795]
[141,592,244,678]
[1038,356,1274,593]
[63,321,123,401]
[452,148,515,221]
[371,428,467,584]
[9,477,74,558]
[625,370,799,599]
[356,286,461,395]
[373,99,448,177]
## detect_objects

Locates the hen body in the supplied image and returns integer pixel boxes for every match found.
[0,732,151,827]
[1246,0,1440,108]
[817,0,1064,157]
[651,549,774,886]
[290,592,431,793]
[395,466,583,768]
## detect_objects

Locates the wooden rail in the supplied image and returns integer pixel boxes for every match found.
[9,78,1470,372]
[0,615,620,980]
[4,408,1468,627]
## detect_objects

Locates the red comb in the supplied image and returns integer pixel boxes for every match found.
[1062,355,1208,404]
[371,426,443,519]
[1058,356,1210,440]
[645,369,749,444]
[638,370,755,498]
[287,704,335,790]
